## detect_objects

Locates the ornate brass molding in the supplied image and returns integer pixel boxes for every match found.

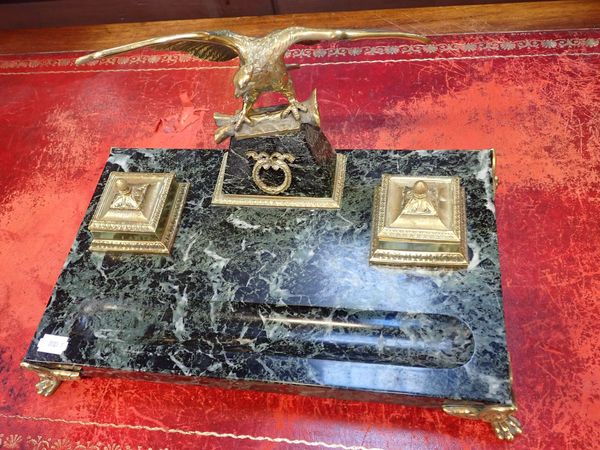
[88,172,189,255]
[212,153,347,209]
[20,362,81,396]
[443,402,522,440]
[246,151,295,195]
[370,175,469,268]
[110,178,149,210]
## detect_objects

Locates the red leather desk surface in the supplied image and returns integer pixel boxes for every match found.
[0,31,599,450]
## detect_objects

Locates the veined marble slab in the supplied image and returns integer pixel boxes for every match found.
[24,148,513,406]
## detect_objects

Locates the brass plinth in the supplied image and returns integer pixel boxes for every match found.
[88,172,189,255]
[370,175,469,268]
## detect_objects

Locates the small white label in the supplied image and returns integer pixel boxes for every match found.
[37,334,69,355]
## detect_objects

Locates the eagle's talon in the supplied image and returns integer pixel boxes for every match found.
[281,101,307,120]
[234,113,252,130]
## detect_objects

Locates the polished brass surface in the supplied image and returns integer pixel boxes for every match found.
[75,28,429,142]
[246,150,295,195]
[370,175,468,268]
[111,178,148,210]
[20,362,80,397]
[212,153,346,209]
[89,172,189,254]
[492,148,499,192]
[90,172,174,234]
[443,402,523,440]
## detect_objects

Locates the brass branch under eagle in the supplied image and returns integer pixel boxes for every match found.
[76,27,430,141]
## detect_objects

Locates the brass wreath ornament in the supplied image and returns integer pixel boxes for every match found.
[246,151,296,195]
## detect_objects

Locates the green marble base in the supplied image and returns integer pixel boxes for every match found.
[23,148,515,434]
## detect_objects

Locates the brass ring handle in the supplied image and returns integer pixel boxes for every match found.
[246,151,296,195]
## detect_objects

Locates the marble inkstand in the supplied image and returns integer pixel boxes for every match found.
[22,144,521,440]
[23,26,521,441]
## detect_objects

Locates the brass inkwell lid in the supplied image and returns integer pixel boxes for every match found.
[88,172,189,255]
[370,175,469,268]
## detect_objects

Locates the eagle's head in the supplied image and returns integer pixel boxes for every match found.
[233,66,252,98]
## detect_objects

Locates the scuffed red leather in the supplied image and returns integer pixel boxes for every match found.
[0,30,598,449]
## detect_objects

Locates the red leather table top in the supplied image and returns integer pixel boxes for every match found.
[0,30,599,449]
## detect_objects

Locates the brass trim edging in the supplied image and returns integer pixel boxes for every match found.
[491,148,498,193]
[211,153,347,209]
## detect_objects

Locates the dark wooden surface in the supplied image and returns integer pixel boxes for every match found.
[0,0,598,54]
[0,0,545,31]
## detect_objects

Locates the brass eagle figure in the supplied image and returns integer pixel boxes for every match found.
[76,27,430,138]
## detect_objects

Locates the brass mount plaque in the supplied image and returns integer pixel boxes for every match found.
[370,175,469,268]
[88,172,189,255]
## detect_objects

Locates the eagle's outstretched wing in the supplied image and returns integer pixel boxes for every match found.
[272,27,430,57]
[75,30,246,65]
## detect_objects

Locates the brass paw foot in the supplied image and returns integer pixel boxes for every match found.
[443,402,523,440]
[20,362,80,396]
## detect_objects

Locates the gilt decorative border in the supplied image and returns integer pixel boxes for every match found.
[0,33,598,74]
[285,36,600,58]
[0,413,383,450]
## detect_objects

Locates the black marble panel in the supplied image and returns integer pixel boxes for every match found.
[223,124,336,197]
[24,147,513,406]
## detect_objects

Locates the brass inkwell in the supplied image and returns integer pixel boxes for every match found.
[88,172,189,255]
[370,175,469,268]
